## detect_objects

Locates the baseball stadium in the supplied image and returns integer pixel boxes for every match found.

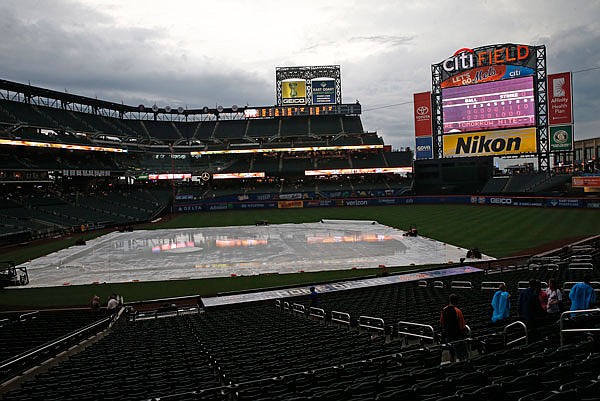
[1,44,600,401]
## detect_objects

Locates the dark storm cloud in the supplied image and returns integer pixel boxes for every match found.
[541,24,600,139]
[0,0,272,109]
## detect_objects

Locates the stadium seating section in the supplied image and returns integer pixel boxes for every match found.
[1,242,599,401]
[0,189,171,245]
[0,100,375,148]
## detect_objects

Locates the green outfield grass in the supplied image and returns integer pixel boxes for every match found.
[1,204,598,309]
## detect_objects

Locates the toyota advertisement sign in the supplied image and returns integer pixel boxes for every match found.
[414,92,433,137]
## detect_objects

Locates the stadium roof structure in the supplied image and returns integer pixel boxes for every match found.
[0,79,378,151]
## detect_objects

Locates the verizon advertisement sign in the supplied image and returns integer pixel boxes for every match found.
[548,72,573,125]
[413,92,433,137]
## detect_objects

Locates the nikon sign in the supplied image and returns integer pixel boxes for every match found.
[443,127,537,157]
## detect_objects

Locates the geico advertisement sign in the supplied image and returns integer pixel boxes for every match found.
[281,80,306,104]
[443,128,537,157]
[489,198,513,205]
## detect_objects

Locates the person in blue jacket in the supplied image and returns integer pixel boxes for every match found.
[569,275,596,312]
[491,283,511,323]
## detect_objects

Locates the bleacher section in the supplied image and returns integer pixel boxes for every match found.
[143,121,182,141]
[352,152,387,168]
[0,189,171,243]
[213,120,247,140]
[280,117,309,137]
[2,250,599,401]
[0,309,107,363]
[482,174,573,195]
[342,115,364,133]
[194,121,217,140]
[481,176,510,194]
[503,173,548,193]
[245,119,279,139]
[310,116,342,135]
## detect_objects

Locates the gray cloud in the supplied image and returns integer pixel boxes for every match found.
[0,0,273,110]
[348,35,415,47]
[0,0,598,152]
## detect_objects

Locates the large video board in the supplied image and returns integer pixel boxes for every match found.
[276,66,341,106]
[442,76,535,134]
[431,43,548,164]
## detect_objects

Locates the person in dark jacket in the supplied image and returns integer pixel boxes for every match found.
[440,293,469,362]
[518,279,546,337]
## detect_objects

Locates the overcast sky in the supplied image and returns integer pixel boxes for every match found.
[1,0,599,151]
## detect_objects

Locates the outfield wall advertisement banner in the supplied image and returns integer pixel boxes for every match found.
[549,125,573,152]
[548,72,573,125]
[281,80,306,105]
[413,92,433,137]
[312,79,336,104]
[174,194,596,212]
[443,127,537,157]
[278,200,304,209]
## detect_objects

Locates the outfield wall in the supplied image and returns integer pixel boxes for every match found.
[174,194,600,212]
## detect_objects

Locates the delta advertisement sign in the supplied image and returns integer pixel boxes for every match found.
[438,44,537,84]
[442,127,537,157]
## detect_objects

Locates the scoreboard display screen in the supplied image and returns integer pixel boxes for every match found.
[442,76,535,134]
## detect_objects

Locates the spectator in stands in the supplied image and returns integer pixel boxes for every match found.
[569,275,596,312]
[539,283,549,312]
[90,295,101,312]
[309,286,319,308]
[491,283,511,323]
[107,293,120,313]
[440,293,469,363]
[518,279,545,333]
[545,279,563,316]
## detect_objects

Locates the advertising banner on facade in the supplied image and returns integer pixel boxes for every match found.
[312,79,336,104]
[413,92,433,137]
[548,72,573,125]
[572,176,600,187]
[415,136,434,159]
[437,44,536,82]
[443,127,537,157]
[441,65,535,88]
[549,124,574,151]
[278,200,304,209]
[281,80,306,105]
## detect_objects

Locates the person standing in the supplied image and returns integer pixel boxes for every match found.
[90,295,101,312]
[107,293,120,314]
[545,279,563,316]
[491,283,511,323]
[440,293,469,362]
[309,286,320,308]
[569,275,596,312]
[518,279,546,335]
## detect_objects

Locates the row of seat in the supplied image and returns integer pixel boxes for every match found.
[2,261,599,401]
